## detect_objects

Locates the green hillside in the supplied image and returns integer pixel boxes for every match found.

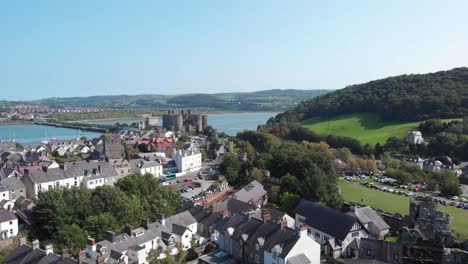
[279,67,468,122]
[300,113,458,145]
[31,89,331,111]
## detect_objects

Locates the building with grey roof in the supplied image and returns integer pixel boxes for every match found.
[3,241,78,264]
[231,180,267,208]
[86,210,198,263]
[353,206,390,240]
[20,160,120,199]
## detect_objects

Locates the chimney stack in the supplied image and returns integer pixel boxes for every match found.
[157,214,165,225]
[124,225,133,236]
[44,244,54,255]
[32,239,40,250]
[142,219,150,230]
[106,231,116,242]
[41,166,48,173]
[61,247,69,259]
[263,211,271,223]
[299,224,308,237]
[86,238,96,254]
[23,168,29,176]
[19,236,27,246]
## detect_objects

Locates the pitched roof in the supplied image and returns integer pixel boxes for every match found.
[295,199,356,240]
[287,253,311,264]
[354,206,390,231]
[232,180,266,205]
[0,209,17,222]
[1,176,26,191]
[213,197,259,216]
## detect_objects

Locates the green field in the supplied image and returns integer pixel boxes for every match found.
[300,113,458,145]
[339,180,468,239]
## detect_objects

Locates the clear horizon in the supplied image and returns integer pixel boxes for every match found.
[2,1,468,100]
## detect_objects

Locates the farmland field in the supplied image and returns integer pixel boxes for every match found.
[300,113,459,145]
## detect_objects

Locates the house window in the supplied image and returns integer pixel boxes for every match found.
[314,232,320,238]
[367,249,372,256]
[10,229,13,234]
[55,182,60,187]
[307,228,312,235]
[324,236,329,241]
[9,221,12,225]
[352,231,359,237]
[393,253,399,261]
[2,193,4,197]
[74,181,78,186]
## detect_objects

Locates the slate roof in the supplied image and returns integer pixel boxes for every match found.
[97,210,197,256]
[22,161,117,184]
[1,176,26,191]
[287,253,311,264]
[354,206,390,232]
[231,218,263,240]
[0,209,17,222]
[214,197,259,216]
[172,224,188,236]
[232,180,266,205]
[295,199,356,241]
[2,245,78,264]
[263,227,298,251]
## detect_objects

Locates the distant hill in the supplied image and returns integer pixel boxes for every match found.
[31,89,331,111]
[278,67,468,122]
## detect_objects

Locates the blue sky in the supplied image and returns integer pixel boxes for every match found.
[1,1,468,100]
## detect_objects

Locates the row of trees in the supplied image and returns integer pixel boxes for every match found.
[221,131,343,214]
[32,174,182,254]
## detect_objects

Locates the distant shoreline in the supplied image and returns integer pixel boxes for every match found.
[0,111,280,126]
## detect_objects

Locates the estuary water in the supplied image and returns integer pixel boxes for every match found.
[0,112,278,145]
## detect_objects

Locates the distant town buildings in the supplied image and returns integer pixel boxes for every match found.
[162,109,208,132]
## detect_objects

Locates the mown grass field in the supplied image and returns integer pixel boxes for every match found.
[300,113,458,145]
[339,179,468,239]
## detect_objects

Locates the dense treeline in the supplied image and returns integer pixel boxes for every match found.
[221,130,343,212]
[278,67,468,122]
[31,174,182,254]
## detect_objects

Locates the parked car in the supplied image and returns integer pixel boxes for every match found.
[457,203,464,208]
[464,204,468,209]
[449,201,458,206]
[406,192,414,197]
[451,196,459,200]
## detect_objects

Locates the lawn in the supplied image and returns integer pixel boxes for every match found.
[300,113,459,145]
[339,180,468,239]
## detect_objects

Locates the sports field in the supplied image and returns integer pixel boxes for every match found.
[300,113,458,145]
[339,179,468,239]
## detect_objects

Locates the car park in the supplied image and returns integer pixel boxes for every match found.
[457,203,464,208]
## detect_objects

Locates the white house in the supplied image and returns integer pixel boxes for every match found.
[0,210,18,240]
[21,161,120,199]
[406,131,424,144]
[264,225,321,264]
[172,149,202,174]
[130,159,163,178]
[295,199,368,259]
